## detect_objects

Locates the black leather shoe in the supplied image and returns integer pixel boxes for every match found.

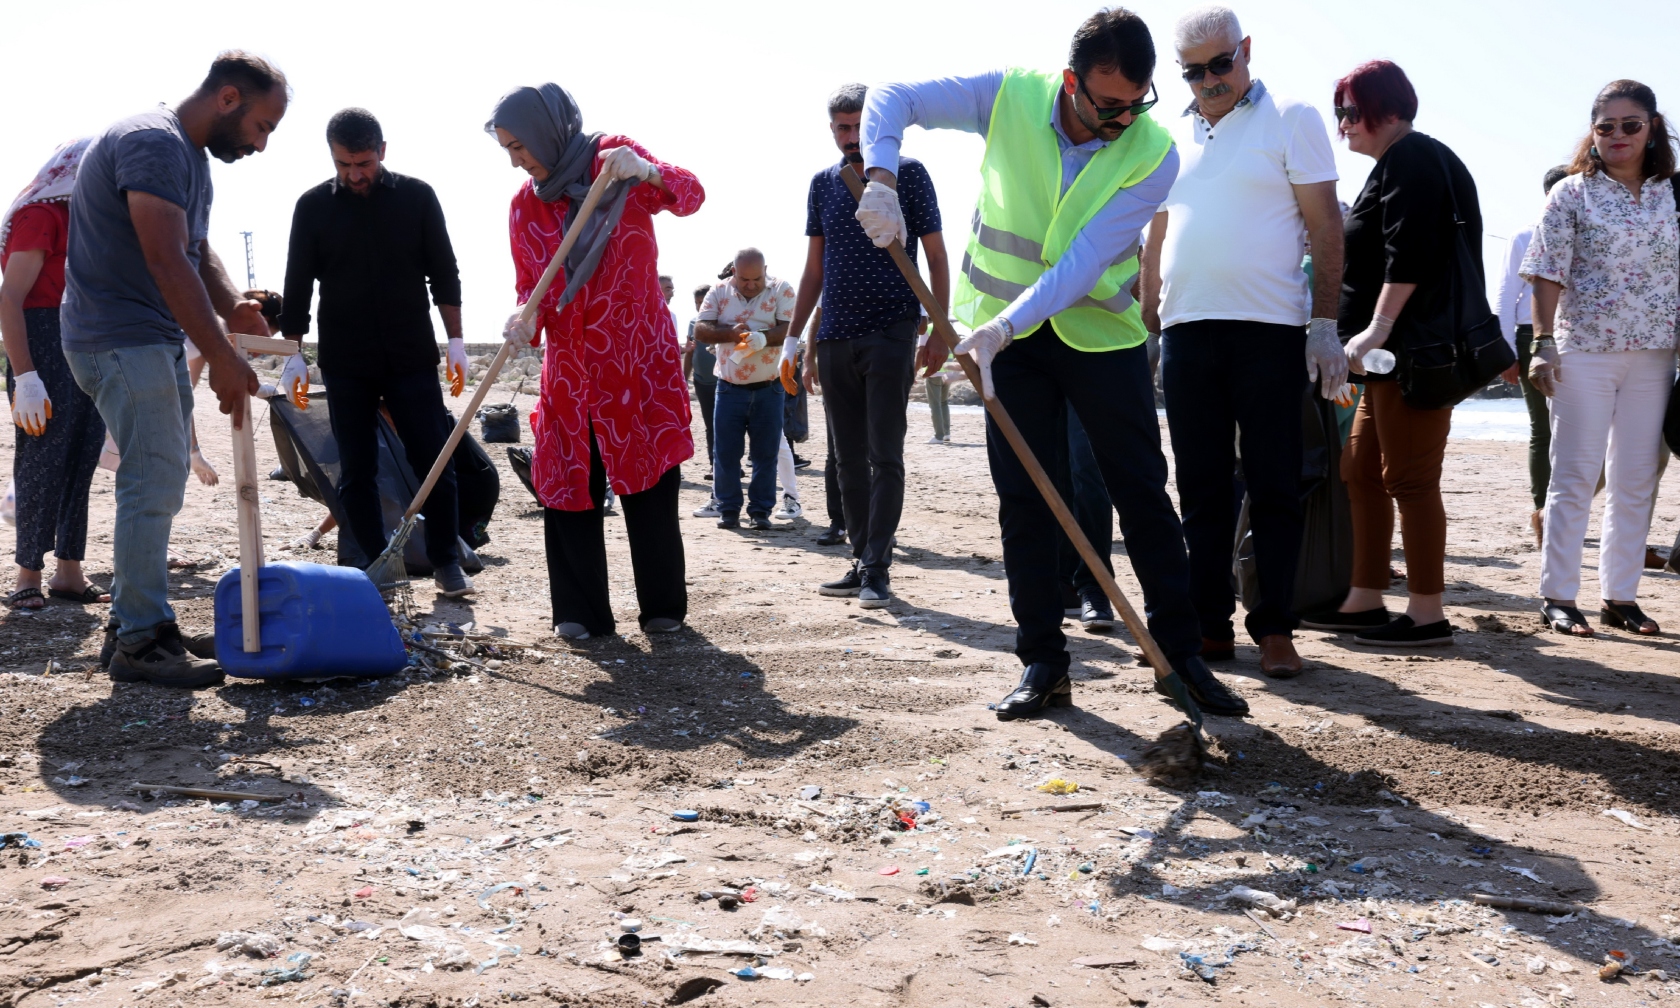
[717,514,741,529]
[1078,587,1113,631]
[992,663,1073,721]
[1158,656,1249,718]
[816,523,847,546]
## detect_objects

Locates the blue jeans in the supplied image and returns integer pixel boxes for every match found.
[1162,319,1306,642]
[713,380,784,518]
[987,325,1201,671]
[66,343,193,645]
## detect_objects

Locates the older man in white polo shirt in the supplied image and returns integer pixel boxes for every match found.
[1140,4,1344,678]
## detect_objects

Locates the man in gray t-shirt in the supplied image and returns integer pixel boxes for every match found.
[62,51,288,688]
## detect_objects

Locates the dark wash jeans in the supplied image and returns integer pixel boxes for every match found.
[987,325,1201,671]
[816,315,917,571]
[1162,318,1307,642]
[324,367,459,569]
[713,379,784,518]
[1514,325,1551,511]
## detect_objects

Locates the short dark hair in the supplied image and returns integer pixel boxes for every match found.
[693,283,710,300]
[1068,8,1156,85]
[325,108,382,153]
[1543,164,1570,194]
[198,49,290,103]
[828,83,868,117]
[1333,60,1418,129]
[1568,79,1677,181]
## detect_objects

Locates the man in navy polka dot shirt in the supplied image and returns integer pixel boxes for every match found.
[786,83,950,610]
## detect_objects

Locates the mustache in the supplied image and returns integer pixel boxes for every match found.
[1200,81,1232,99]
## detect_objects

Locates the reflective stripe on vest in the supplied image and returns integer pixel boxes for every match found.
[950,68,1172,352]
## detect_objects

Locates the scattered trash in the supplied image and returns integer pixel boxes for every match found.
[1161,883,1186,898]
[352,886,374,899]
[615,933,641,953]
[259,951,312,986]
[217,932,282,958]
[39,875,70,889]
[1337,919,1372,934]
[1071,955,1138,968]
[1036,778,1079,795]
[672,810,700,822]
[1008,933,1038,946]
[1502,865,1547,884]
[397,907,451,943]
[1601,809,1650,831]
[1217,886,1297,918]
[732,966,760,980]
[752,907,824,939]
[878,866,900,875]
[799,786,822,801]
[477,881,522,908]
[1470,894,1583,915]
[0,832,40,849]
[618,918,642,933]
[808,883,856,900]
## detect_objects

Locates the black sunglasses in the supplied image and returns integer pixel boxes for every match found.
[1334,105,1361,125]
[1077,77,1158,121]
[1180,52,1238,83]
[1592,118,1647,137]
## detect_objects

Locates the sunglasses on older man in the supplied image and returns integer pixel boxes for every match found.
[1180,53,1238,83]
[1592,118,1647,138]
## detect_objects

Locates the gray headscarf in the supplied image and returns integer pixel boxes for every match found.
[486,84,633,312]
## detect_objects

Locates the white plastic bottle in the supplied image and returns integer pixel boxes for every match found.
[1363,348,1396,374]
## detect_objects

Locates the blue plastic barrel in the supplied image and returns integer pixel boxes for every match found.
[214,562,407,680]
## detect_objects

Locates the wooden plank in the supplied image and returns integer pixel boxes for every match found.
[230,389,263,653]
[236,333,300,356]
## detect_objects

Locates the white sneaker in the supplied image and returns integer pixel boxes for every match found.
[692,498,721,518]
[926,435,945,444]
[776,494,803,520]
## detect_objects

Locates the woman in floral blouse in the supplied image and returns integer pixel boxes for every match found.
[1522,79,1679,637]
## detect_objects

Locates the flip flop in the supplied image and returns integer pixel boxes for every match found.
[4,587,45,610]
[48,584,110,605]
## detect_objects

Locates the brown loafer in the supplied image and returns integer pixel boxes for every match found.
[1259,634,1303,678]
[1201,636,1236,662]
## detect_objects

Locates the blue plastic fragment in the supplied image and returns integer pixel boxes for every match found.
[672,810,700,822]
[1021,848,1038,875]
[732,966,759,979]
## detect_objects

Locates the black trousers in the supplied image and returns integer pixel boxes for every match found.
[325,368,459,569]
[1514,325,1552,511]
[1055,407,1114,595]
[987,326,1201,671]
[8,308,105,570]
[694,380,716,474]
[1162,319,1306,642]
[544,433,685,635]
[823,418,845,526]
[816,316,916,571]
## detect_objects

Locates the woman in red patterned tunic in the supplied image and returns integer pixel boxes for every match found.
[487,84,705,640]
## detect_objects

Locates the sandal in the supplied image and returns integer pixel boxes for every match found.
[1601,601,1659,636]
[1541,602,1593,637]
[48,583,110,604]
[5,587,45,610]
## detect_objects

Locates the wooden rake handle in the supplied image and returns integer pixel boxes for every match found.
[401,170,616,524]
[837,165,1175,682]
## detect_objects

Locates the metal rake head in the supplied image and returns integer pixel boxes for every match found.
[361,514,419,592]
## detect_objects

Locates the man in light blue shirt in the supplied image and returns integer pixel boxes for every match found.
[857,8,1249,723]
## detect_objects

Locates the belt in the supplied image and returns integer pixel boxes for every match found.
[725,379,777,391]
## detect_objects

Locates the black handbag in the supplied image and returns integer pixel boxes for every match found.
[1390,142,1516,410]
[1664,177,1680,456]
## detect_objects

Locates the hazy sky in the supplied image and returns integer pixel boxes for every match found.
[5,0,1677,340]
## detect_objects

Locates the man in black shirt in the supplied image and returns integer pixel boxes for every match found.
[279,108,474,596]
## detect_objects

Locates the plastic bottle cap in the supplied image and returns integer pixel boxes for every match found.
[671,810,700,822]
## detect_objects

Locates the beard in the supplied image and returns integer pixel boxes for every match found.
[843,143,862,164]
[1200,81,1232,100]
[1075,100,1127,140]
[205,105,257,163]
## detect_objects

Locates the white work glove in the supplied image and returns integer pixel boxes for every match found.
[954,317,1013,401]
[10,371,50,437]
[1304,318,1348,401]
[446,337,470,398]
[598,146,656,183]
[729,329,767,363]
[279,353,310,410]
[779,335,801,394]
[854,180,906,249]
[504,308,537,347]
[1528,335,1561,397]
[1344,313,1395,375]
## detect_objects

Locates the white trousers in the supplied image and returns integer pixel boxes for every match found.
[1540,347,1676,602]
[777,437,799,501]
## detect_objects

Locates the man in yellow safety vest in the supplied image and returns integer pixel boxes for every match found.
[855,7,1249,722]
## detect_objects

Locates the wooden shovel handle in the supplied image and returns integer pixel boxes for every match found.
[837,165,1174,682]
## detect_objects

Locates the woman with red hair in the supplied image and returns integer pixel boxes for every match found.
[1299,60,1480,650]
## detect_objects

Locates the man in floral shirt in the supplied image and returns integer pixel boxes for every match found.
[694,249,796,529]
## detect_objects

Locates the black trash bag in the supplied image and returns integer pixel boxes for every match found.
[478,402,521,443]
[506,446,541,505]
[1233,387,1352,616]
[266,394,485,577]
[450,411,500,548]
[783,374,810,443]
